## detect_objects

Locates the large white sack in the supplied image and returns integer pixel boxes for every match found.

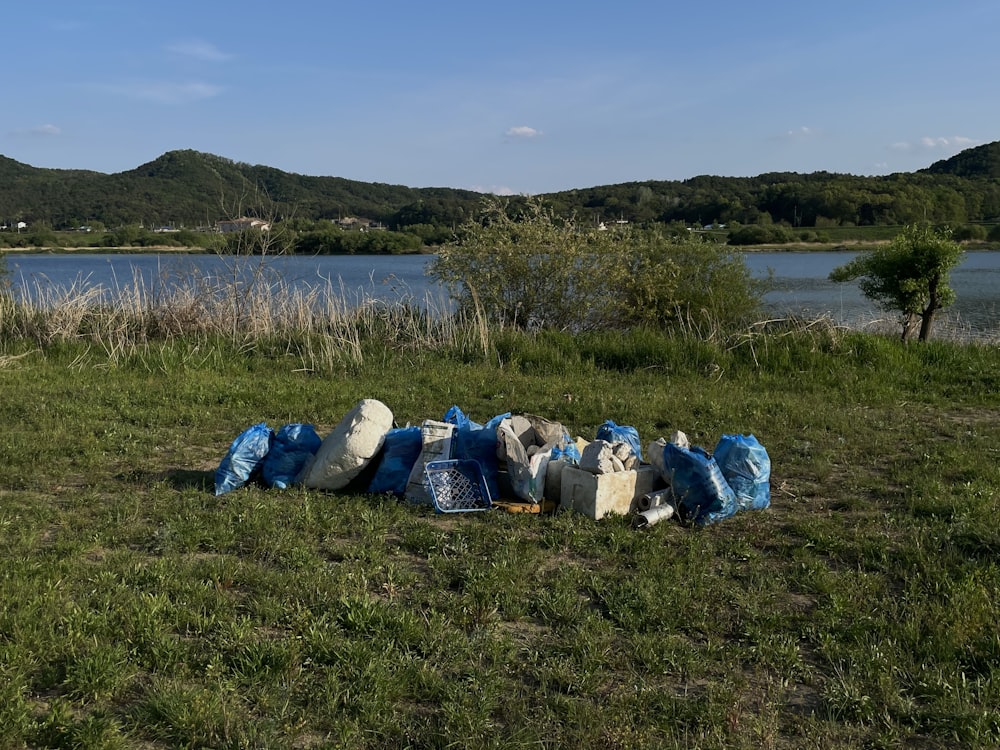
[300,399,394,490]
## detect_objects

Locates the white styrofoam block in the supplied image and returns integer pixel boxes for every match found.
[560,464,662,520]
[301,399,394,490]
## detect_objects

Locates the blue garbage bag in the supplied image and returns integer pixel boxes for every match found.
[713,434,771,511]
[368,426,423,495]
[662,442,737,525]
[444,406,510,501]
[262,423,322,490]
[550,437,581,464]
[595,420,643,462]
[215,422,274,496]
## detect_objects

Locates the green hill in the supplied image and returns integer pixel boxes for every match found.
[919,140,1000,179]
[2,142,999,232]
[0,149,482,230]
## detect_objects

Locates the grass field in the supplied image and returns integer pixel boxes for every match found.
[1,306,999,748]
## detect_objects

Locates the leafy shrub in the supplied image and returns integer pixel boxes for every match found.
[430,198,762,333]
[952,224,987,241]
[727,224,795,245]
[294,228,421,255]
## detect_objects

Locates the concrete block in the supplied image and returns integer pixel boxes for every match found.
[544,459,569,501]
[560,464,662,520]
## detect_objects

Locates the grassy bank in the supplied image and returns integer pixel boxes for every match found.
[1,305,999,748]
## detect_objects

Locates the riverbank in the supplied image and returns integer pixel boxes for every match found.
[1,327,998,747]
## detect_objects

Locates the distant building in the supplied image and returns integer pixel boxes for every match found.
[217,217,271,233]
[334,216,383,230]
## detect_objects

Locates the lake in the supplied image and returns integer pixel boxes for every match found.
[4,250,999,341]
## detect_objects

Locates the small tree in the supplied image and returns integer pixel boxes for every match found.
[829,224,964,342]
[431,197,627,331]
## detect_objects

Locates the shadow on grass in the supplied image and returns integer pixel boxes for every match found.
[163,469,214,491]
[115,468,214,492]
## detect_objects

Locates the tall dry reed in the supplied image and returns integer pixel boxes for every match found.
[0,270,491,370]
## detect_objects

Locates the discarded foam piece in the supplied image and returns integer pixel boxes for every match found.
[612,441,639,470]
[509,414,539,449]
[498,418,548,503]
[523,414,568,446]
[647,438,668,478]
[301,399,394,491]
[647,433,690,483]
[560,464,662,520]
[579,439,616,475]
[405,420,456,505]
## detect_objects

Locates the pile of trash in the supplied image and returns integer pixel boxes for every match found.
[213,398,771,528]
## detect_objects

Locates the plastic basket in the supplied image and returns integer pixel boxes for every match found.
[424,459,492,513]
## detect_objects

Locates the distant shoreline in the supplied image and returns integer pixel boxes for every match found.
[2,242,996,256]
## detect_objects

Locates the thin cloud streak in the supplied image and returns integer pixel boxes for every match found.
[891,136,979,151]
[166,39,234,62]
[505,126,542,139]
[97,81,223,104]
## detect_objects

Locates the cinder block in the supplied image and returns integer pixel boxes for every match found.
[560,465,662,520]
[544,459,568,501]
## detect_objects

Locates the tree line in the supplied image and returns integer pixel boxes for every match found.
[2,144,1000,243]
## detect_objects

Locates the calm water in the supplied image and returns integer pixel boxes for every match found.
[745,251,1000,339]
[5,250,999,339]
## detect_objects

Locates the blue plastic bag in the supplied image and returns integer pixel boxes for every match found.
[595,420,643,462]
[550,437,581,464]
[368,426,423,495]
[662,442,737,525]
[444,406,509,502]
[261,423,322,490]
[713,434,771,511]
[215,422,274,496]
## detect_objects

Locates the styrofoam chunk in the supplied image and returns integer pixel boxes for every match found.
[301,399,394,490]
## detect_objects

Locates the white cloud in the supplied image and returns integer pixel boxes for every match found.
[892,136,978,151]
[31,124,62,136]
[505,125,542,139]
[774,126,819,142]
[100,81,223,104]
[468,184,519,196]
[7,123,62,138]
[166,39,233,62]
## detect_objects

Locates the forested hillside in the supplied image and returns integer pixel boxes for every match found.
[0,150,482,231]
[2,142,999,234]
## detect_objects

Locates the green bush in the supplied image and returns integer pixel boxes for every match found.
[952,224,987,241]
[294,228,422,255]
[726,224,794,245]
[430,198,763,333]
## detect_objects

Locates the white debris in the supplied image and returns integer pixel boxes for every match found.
[301,399,394,490]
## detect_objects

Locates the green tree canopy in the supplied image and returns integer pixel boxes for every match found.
[829,224,964,342]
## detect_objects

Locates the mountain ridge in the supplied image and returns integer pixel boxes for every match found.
[2,141,998,230]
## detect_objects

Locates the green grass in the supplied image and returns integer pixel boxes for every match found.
[1,323,999,748]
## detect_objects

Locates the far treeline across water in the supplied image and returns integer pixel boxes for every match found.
[2,140,1000,251]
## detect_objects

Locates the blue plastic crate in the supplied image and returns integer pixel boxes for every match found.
[424,459,492,513]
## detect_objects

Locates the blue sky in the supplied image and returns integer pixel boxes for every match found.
[3,0,996,194]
